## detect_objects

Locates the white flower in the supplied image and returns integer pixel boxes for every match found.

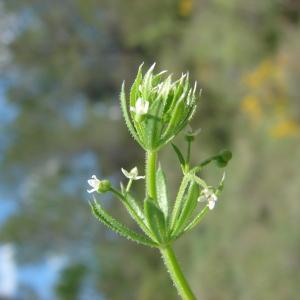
[130,98,149,116]
[198,188,218,210]
[121,167,145,180]
[185,125,202,137]
[87,175,101,193]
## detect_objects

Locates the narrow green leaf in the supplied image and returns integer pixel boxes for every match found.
[171,181,199,237]
[152,70,167,86]
[129,65,147,145]
[143,63,156,99]
[170,173,191,229]
[171,143,186,167]
[129,63,143,108]
[162,98,185,140]
[121,194,156,240]
[144,198,167,243]
[144,98,164,149]
[90,200,158,248]
[175,102,197,135]
[126,193,144,220]
[188,173,208,189]
[120,82,144,147]
[156,166,168,218]
[166,74,188,116]
[184,206,209,232]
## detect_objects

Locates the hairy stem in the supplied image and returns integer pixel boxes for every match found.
[146,150,157,199]
[145,151,195,299]
[160,245,196,300]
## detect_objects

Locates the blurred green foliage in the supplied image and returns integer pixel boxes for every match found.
[0,0,300,299]
[56,264,87,300]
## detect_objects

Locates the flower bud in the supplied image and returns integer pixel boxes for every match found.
[97,180,111,193]
[87,175,111,194]
[216,150,232,168]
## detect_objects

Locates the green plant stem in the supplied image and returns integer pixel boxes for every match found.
[145,151,195,299]
[160,245,196,300]
[146,150,157,199]
[186,140,191,165]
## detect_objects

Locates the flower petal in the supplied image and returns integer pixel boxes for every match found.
[208,201,215,210]
[130,167,138,177]
[121,168,131,179]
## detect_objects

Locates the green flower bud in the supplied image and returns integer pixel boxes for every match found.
[215,150,232,168]
[97,180,111,193]
[87,175,111,194]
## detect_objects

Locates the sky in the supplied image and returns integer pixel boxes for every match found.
[0,80,64,299]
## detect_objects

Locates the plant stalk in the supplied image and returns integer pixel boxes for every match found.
[145,151,195,299]
[160,245,196,300]
[146,150,157,199]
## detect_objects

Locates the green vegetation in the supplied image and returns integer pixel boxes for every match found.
[0,0,299,299]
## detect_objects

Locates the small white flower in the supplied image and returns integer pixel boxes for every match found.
[121,167,145,180]
[198,188,218,210]
[130,98,149,116]
[87,175,101,193]
[185,125,202,137]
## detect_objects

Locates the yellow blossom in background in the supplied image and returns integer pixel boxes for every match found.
[244,59,274,88]
[241,95,262,123]
[178,0,193,17]
[241,54,299,140]
[270,120,300,138]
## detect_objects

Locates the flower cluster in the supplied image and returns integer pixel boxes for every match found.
[121,63,200,151]
[198,188,218,210]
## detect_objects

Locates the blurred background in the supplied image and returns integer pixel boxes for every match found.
[0,0,300,299]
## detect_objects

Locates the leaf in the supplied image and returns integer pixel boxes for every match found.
[169,173,191,229]
[129,63,143,108]
[171,143,186,167]
[121,194,156,240]
[156,165,168,218]
[188,173,208,189]
[90,200,158,248]
[126,193,144,220]
[108,190,156,241]
[120,82,144,147]
[152,70,167,86]
[143,63,156,99]
[183,206,209,233]
[144,198,167,244]
[144,97,164,149]
[162,98,185,140]
[171,181,199,237]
